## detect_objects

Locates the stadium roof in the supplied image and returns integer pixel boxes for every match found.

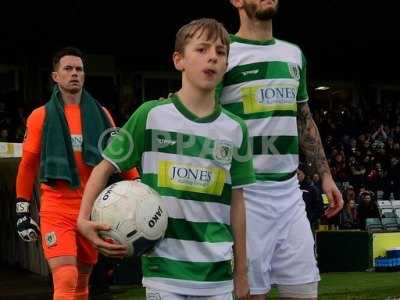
[1,1,399,80]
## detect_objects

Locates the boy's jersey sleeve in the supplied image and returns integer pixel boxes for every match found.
[102,103,150,173]
[297,52,309,103]
[230,121,256,188]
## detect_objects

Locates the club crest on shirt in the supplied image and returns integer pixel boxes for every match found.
[45,231,57,247]
[288,63,300,80]
[213,140,233,165]
[71,134,83,151]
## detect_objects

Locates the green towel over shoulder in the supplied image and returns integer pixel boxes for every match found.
[39,85,112,189]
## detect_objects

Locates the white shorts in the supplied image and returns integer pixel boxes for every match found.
[146,288,233,300]
[244,179,320,295]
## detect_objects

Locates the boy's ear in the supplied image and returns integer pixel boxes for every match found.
[173,51,185,72]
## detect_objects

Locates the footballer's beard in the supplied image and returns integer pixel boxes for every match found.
[243,2,278,21]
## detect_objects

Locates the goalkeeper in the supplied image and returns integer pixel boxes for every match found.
[15,46,137,300]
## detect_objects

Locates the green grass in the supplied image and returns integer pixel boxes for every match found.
[111,272,400,300]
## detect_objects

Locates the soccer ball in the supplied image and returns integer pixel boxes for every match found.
[91,180,168,257]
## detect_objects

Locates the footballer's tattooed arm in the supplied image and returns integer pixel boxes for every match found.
[297,101,343,217]
[297,101,331,178]
[297,103,343,218]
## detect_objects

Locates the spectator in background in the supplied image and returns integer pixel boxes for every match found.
[312,173,323,194]
[0,128,9,142]
[385,137,396,157]
[383,157,400,199]
[356,186,367,204]
[357,191,380,230]
[348,155,366,189]
[343,185,356,203]
[366,162,384,195]
[371,124,388,143]
[340,199,358,229]
[392,125,400,142]
[298,163,324,232]
[331,153,349,183]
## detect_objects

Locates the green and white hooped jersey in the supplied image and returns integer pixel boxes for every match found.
[219,35,308,184]
[103,95,255,295]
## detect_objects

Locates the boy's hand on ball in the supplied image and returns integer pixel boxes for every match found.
[98,237,128,258]
[77,218,127,258]
[101,237,128,259]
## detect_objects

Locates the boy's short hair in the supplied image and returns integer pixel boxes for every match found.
[175,18,230,55]
[52,46,84,71]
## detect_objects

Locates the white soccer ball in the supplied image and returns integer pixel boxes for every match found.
[91,180,168,257]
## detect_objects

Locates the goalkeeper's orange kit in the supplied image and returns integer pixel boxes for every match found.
[16,104,138,262]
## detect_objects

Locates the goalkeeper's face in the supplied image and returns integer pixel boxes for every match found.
[52,55,85,95]
[242,0,279,21]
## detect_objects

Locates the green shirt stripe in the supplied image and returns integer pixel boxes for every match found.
[223,61,294,87]
[255,171,296,182]
[142,257,232,282]
[166,217,233,243]
[144,129,217,162]
[230,34,276,46]
[222,102,297,120]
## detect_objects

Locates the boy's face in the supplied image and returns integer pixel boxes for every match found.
[174,32,228,92]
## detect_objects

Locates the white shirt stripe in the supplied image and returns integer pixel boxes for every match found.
[152,238,233,263]
[254,154,299,173]
[163,196,230,225]
[246,117,298,137]
[146,103,243,148]
[228,39,303,72]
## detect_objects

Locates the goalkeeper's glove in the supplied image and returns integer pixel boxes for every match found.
[16,198,40,242]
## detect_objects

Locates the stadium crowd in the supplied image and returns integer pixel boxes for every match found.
[311,98,400,230]
[2,95,400,232]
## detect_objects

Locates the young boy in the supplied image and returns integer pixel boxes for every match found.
[77,18,255,299]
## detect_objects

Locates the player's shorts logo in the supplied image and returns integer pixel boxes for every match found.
[213,140,233,165]
[288,63,300,80]
[45,231,57,247]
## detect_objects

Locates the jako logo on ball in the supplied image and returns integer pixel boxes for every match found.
[148,206,163,228]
